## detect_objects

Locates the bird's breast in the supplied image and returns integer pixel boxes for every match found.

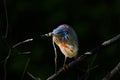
[58,42,77,58]
[53,36,78,58]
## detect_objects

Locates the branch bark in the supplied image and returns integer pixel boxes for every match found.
[102,62,120,80]
[46,34,120,80]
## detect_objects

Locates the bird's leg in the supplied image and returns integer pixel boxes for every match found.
[63,56,68,70]
[52,38,57,73]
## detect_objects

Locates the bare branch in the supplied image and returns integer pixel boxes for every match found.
[18,51,31,55]
[46,34,120,80]
[102,62,120,80]
[3,38,33,80]
[3,0,9,38]
[27,72,41,80]
[4,49,11,80]
[21,58,30,80]
[12,38,33,48]
[102,34,120,46]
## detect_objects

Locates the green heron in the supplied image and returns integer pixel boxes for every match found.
[43,24,78,69]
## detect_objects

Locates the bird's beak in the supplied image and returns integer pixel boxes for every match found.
[41,32,53,37]
[41,32,60,37]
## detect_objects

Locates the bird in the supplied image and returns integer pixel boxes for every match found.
[42,24,78,69]
[51,24,78,68]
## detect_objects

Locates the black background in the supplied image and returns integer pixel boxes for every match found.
[0,0,120,80]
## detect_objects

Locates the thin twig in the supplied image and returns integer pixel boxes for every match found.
[3,0,9,38]
[4,49,11,80]
[18,51,31,55]
[46,34,120,80]
[27,72,41,80]
[12,38,33,48]
[27,72,37,80]
[102,62,120,80]
[3,39,33,80]
[21,58,30,80]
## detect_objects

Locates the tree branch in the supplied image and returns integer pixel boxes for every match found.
[21,58,30,80]
[102,62,120,80]
[27,72,42,80]
[3,0,9,38]
[3,38,33,80]
[46,34,120,80]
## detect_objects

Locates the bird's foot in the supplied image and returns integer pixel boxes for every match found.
[63,64,68,70]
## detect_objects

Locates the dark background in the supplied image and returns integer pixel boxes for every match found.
[0,0,120,80]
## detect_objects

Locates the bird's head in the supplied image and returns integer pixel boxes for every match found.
[41,24,77,42]
[52,24,70,40]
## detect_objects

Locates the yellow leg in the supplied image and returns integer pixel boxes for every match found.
[63,56,68,70]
